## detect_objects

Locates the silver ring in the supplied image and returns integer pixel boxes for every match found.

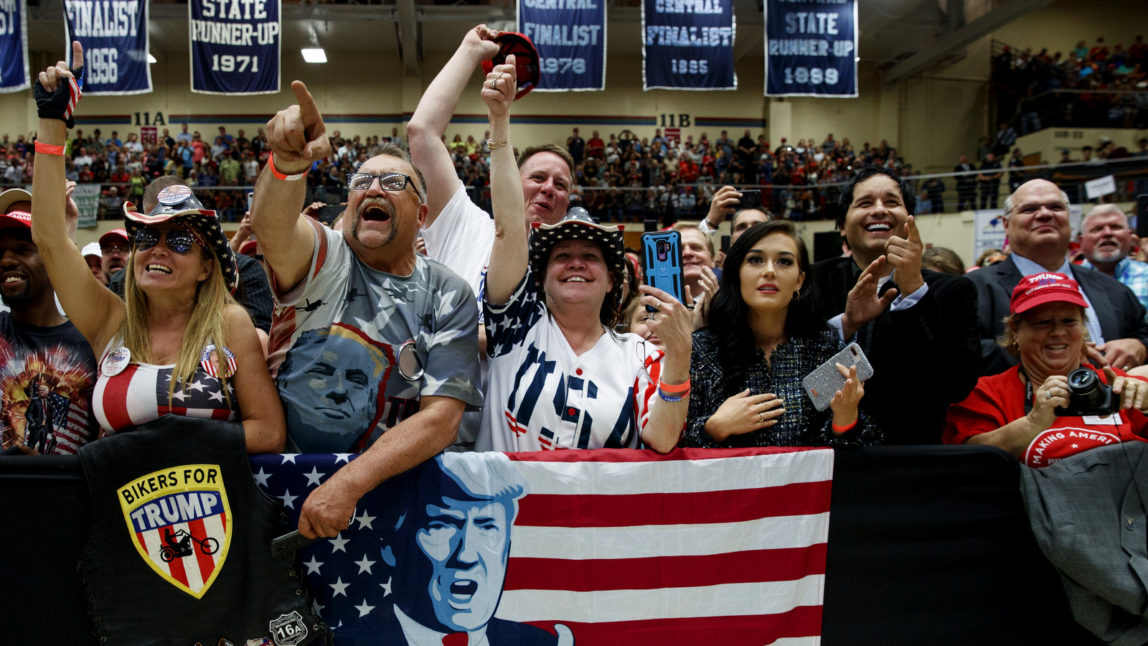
[1045,390,1052,400]
[490,79,497,90]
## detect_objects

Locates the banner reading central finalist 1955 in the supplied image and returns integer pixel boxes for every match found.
[764,0,857,97]
[518,0,606,91]
[642,0,736,91]
[190,0,280,95]
[64,0,151,95]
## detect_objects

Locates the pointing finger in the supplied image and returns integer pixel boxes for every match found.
[905,215,921,244]
[291,80,320,124]
[72,40,84,70]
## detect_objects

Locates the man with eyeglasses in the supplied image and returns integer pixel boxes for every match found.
[252,82,483,540]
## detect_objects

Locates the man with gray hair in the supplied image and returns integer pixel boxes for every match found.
[1079,204,1148,311]
[967,179,1148,375]
[351,453,572,645]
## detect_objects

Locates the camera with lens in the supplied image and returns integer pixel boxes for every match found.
[1053,368,1118,417]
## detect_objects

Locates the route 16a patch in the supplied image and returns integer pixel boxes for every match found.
[117,464,232,598]
[268,610,309,645]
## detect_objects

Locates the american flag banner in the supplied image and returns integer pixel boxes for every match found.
[254,447,834,644]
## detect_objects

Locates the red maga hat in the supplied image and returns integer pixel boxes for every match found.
[1010,272,1089,315]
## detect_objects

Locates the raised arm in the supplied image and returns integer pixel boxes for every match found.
[30,41,124,350]
[482,57,529,305]
[407,25,501,223]
[250,81,331,294]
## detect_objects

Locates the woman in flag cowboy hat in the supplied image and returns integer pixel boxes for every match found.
[475,56,693,453]
[27,42,284,453]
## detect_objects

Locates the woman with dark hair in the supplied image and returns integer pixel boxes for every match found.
[476,57,692,453]
[682,220,884,447]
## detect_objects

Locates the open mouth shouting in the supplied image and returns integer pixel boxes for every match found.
[361,203,393,223]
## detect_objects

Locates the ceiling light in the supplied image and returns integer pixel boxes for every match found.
[301,47,327,64]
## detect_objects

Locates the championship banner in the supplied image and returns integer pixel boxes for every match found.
[764,0,856,97]
[642,0,736,90]
[0,0,29,93]
[189,0,281,95]
[518,0,605,91]
[63,0,151,95]
[257,447,834,643]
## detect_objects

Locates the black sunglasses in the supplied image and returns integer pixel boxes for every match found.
[133,227,199,255]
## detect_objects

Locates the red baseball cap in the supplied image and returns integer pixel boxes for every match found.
[99,228,130,247]
[481,32,542,101]
[0,210,31,231]
[1010,272,1089,314]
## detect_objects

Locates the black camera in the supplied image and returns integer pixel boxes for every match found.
[1053,368,1118,417]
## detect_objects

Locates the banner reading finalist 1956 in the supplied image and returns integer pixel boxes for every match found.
[518,0,605,91]
[0,0,30,93]
[764,0,856,97]
[63,0,151,95]
[189,0,280,95]
[642,0,736,91]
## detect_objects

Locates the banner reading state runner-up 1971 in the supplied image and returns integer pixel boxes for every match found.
[642,0,736,90]
[190,0,280,94]
[63,0,151,95]
[518,0,606,91]
[764,0,857,97]
[0,0,30,93]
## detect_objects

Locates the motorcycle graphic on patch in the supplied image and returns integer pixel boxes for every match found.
[117,464,232,598]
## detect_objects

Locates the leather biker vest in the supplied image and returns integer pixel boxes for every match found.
[78,416,328,645]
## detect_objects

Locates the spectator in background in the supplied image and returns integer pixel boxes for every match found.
[1079,204,1148,311]
[98,228,129,281]
[974,248,1008,269]
[967,179,1148,375]
[81,242,107,285]
[922,176,946,213]
[922,246,966,275]
[954,154,976,211]
[566,128,585,165]
[586,130,605,160]
[978,152,1003,210]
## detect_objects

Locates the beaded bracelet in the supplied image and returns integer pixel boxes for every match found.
[657,386,691,403]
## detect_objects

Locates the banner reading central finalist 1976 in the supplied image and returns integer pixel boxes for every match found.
[642,0,736,91]
[518,0,606,91]
[190,0,280,95]
[764,0,857,97]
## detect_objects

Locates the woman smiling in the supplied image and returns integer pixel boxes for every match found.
[28,45,284,453]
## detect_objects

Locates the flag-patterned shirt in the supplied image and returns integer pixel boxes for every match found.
[92,340,238,434]
[480,269,661,451]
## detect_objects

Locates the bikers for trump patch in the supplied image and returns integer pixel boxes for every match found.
[117,464,232,598]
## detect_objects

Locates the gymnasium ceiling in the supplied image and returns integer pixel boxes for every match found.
[21,0,1054,85]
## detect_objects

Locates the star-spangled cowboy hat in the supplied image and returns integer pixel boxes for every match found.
[122,184,239,292]
[529,206,626,284]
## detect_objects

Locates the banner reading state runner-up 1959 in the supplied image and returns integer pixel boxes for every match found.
[518,0,605,91]
[0,0,30,93]
[764,0,857,97]
[63,0,151,95]
[642,0,736,91]
[189,0,280,95]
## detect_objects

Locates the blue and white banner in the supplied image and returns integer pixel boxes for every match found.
[518,0,605,91]
[189,0,281,95]
[0,0,30,93]
[642,0,736,91]
[63,0,151,95]
[764,0,857,97]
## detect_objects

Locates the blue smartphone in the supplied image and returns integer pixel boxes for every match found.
[641,231,685,309]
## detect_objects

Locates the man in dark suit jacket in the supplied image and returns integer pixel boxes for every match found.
[967,179,1148,376]
[811,167,980,445]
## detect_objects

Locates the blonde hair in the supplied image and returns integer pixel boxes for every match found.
[120,237,237,405]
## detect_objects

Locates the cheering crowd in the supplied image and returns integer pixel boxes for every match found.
[6,26,1148,642]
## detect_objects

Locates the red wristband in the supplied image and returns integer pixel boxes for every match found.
[35,141,65,156]
[658,379,691,395]
[832,421,857,434]
[267,152,306,181]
